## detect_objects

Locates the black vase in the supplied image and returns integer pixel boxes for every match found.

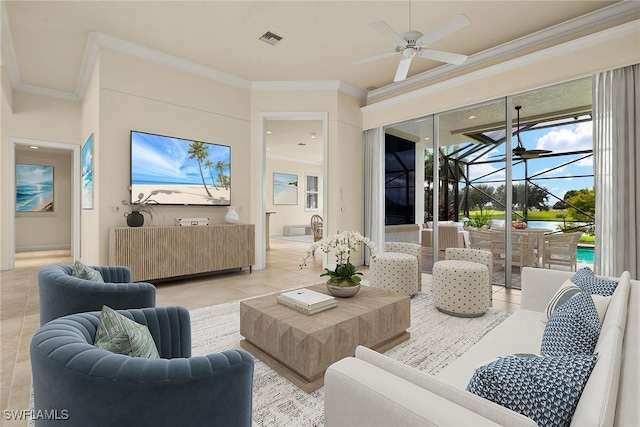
[126,211,144,227]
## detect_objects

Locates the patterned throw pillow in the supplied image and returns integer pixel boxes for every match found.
[541,292,601,356]
[542,279,582,323]
[571,267,618,296]
[467,354,598,427]
[71,260,104,282]
[94,306,159,359]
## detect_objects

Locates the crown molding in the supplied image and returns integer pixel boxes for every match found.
[92,32,253,91]
[75,32,100,100]
[362,19,640,115]
[3,0,635,104]
[367,0,640,103]
[14,82,79,102]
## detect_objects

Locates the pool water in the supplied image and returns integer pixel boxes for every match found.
[577,246,595,264]
[526,221,594,264]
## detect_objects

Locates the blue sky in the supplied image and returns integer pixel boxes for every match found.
[16,164,53,185]
[131,132,230,184]
[468,121,594,204]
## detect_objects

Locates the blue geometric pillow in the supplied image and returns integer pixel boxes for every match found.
[571,267,618,296]
[571,266,595,284]
[467,354,598,427]
[541,292,601,356]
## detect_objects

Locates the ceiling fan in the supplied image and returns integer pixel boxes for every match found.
[512,106,552,159]
[353,13,470,82]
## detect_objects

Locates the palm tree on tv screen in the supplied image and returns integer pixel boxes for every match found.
[215,160,230,191]
[204,160,220,190]
[188,141,213,197]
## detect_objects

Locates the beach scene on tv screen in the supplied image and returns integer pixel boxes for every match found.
[131,131,231,205]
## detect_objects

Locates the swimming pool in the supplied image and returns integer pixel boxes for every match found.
[577,246,594,264]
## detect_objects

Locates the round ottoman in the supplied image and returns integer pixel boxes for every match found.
[432,260,490,317]
[370,252,419,296]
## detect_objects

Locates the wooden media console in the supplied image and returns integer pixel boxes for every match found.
[109,224,255,282]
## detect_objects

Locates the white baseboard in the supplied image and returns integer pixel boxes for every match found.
[15,244,71,253]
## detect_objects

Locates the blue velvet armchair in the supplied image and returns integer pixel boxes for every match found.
[30,306,255,427]
[38,264,156,325]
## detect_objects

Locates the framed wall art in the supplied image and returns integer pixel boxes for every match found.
[82,133,94,209]
[16,163,54,212]
[273,173,298,205]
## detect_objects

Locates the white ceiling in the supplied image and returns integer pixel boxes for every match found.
[2,1,633,162]
[3,0,623,96]
[266,120,324,164]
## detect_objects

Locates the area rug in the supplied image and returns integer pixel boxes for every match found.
[190,292,510,427]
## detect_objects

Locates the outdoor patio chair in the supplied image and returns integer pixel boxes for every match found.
[489,230,536,274]
[542,231,583,271]
[467,228,493,253]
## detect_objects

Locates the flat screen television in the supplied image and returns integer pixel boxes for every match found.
[130,130,231,206]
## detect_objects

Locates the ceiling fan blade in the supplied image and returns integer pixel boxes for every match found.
[352,51,397,65]
[417,14,470,47]
[394,56,413,82]
[525,149,553,155]
[371,21,407,46]
[419,49,468,65]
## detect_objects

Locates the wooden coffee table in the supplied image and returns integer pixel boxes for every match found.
[240,283,410,392]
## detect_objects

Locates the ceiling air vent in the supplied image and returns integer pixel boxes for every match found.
[259,31,283,46]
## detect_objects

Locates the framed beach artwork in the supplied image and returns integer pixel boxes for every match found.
[273,173,298,205]
[81,134,94,209]
[16,164,54,212]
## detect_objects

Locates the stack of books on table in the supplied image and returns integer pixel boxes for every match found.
[277,288,337,315]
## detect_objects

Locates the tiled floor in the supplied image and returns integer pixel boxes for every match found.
[0,239,520,424]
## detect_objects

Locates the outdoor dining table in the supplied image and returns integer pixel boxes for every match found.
[493,227,553,267]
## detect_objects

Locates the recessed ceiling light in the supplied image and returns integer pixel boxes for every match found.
[29,146,39,149]
[310,133,316,139]
[424,137,430,140]
[266,131,272,134]
[468,115,477,119]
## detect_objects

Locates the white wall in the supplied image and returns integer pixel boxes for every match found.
[15,150,72,251]
[266,157,323,236]
[1,64,12,268]
[93,49,252,264]
[251,90,364,241]
[0,91,80,268]
[79,54,101,262]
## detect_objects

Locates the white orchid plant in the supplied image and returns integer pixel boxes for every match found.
[300,231,376,285]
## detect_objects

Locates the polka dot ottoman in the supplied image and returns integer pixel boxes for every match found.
[370,252,419,296]
[432,259,490,317]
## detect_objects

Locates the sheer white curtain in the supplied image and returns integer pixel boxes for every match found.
[593,64,639,278]
[363,127,385,264]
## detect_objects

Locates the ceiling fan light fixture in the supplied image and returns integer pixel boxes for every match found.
[402,47,417,59]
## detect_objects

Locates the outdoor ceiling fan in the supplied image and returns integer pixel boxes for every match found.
[512,106,553,159]
[352,13,470,82]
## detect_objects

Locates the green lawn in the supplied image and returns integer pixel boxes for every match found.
[466,209,596,244]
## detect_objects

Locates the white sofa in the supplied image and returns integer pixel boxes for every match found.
[325,267,639,426]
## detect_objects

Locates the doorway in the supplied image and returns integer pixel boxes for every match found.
[258,112,328,271]
[4,138,80,270]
